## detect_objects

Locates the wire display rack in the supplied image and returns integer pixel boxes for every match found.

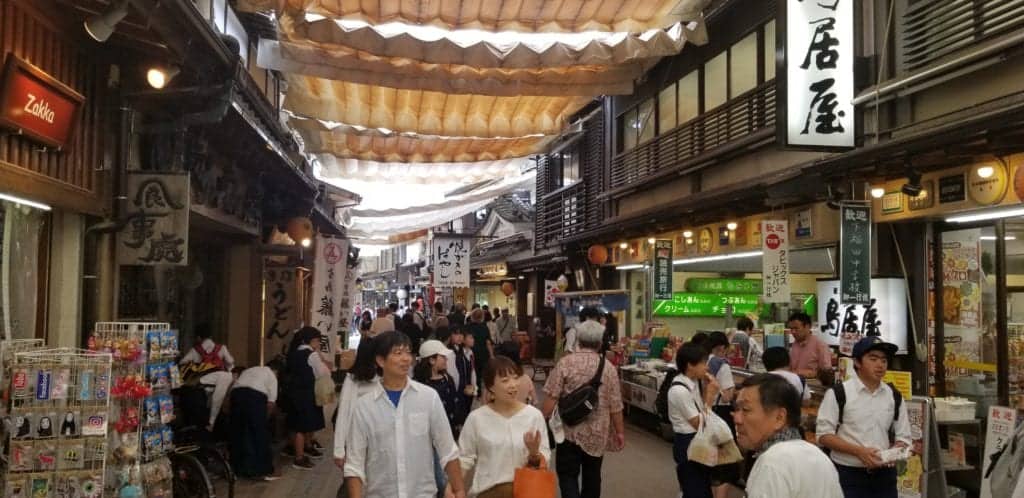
[0,339,47,419]
[1,347,112,498]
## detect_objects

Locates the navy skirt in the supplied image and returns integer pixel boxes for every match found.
[286,386,325,433]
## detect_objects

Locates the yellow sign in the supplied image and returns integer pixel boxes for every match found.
[883,370,913,399]
[946,359,997,373]
[968,162,1008,205]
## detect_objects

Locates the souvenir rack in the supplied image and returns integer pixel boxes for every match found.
[0,339,46,419]
[2,348,112,498]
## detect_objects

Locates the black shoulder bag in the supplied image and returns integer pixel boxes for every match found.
[558,352,607,426]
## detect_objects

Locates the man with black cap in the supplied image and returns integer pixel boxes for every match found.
[816,336,911,498]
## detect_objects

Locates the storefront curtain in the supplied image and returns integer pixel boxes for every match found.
[1,201,46,340]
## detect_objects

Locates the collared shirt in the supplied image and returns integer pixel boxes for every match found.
[180,339,235,370]
[667,373,704,435]
[789,334,832,375]
[232,366,278,403]
[816,375,912,467]
[746,439,843,498]
[494,316,515,344]
[334,375,380,460]
[459,404,551,496]
[709,354,735,406]
[199,371,234,427]
[769,369,811,401]
[542,349,623,457]
[344,380,460,498]
[298,344,332,379]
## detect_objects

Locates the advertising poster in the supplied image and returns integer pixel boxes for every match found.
[981,406,1018,498]
[761,220,790,303]
[898,399,927,498]
[263,266,299,360]
[941,229,983,381]
[433,237,471,288]
[839,204,871,305]
[310,236,349,362]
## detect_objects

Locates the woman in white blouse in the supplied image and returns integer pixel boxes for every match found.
[455,355,550,498]
[333,336,379,471]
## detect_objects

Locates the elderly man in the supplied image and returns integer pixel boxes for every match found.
[733,374,842,498]
[542,319,624,498]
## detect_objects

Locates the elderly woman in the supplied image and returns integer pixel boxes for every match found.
[286,326,332,470]
[456,356,550,498]
[541,320,624,498]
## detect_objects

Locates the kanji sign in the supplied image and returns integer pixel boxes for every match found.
[310,236,350,357]
[816,278,908,354]
[433,236,470,288]
[264,267,299,359]
[981,406,1018,498]
[781,0,854,149]
[118,173,189,266]
[839,204,871,305]
[653,239,673,300]
[761,220,790,303]
[685,278,761,294]
[653,293,759,317]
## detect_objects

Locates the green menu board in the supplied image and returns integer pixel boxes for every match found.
[653,292,759,317]
[685,278,762,294]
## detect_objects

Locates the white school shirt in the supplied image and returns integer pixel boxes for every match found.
[710,354,735,406]
[199,371,234,427]
[746,439,843,498]
[442,349,460,389]
[667,374,705,435]
[769,369,811,401]
[232,366,278,403]
[298,344,332,378]
[344,380,460,498]
[458,404,551,496]
[180,339,235,370]
[816,375,912,467]
[334,375,380,460]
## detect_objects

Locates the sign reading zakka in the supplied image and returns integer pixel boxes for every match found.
[761,220,790,303]
[780,0,855,149]
[0,55,84,149]
[433,236,470,288]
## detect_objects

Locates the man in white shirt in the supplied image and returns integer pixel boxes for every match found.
[761,347,811,401]
[228,364,281,481]
[733,373,842,498]
[180,324,235,371]
[344,331,467,498]
[817,337,910,498]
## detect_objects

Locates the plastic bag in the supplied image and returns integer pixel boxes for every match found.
[687,417,721,467]
[314,375,336,407]
[705,411,734,446]
[687,412,743,467]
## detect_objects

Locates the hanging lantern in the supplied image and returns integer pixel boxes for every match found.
[285,217,314,246]
[556,275,570,291]
[587,245,609,265]
[501,282,515,296]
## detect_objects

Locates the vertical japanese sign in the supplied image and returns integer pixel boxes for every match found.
[840,204,871,305]
[761,220,790,303]
[263,267,298,359]
[311,236,349,360]
[653,239,673,300]
[432,237,470,288]
[781,0,855,148]
[981,406,1018,498]
[118,173,189,265]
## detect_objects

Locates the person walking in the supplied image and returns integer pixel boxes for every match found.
[414,340,463,438]
[333,336,379,469]
[787,312,832,378]
[482,352,536,406]
[359,310,373,334]
[285,326,332,470]
[706,332,740,498]
[229,364,282,481]
[448,327,477,418]
[667,343,718,498]
[369,306,395,336]
[448,303,467,328]
[343,331,467,498]
[541,319,624,498]
[817,337,910,498]
[457,355,550,498]
[467,309,494,397]
[494,309,515,346]
[733,374,842,498]
[730,316,763,370]
[564,307,601,355]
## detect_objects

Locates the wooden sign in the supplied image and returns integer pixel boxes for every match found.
[0,55,84,150]
[118,173,190,266]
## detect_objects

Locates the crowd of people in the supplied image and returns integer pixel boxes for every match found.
[175,305,914,498]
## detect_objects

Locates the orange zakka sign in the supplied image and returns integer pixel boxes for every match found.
[0,55,84,149]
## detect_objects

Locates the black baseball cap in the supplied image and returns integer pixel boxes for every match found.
[852,336,897,359]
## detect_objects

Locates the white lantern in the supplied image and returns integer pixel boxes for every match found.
[396,289,408,299]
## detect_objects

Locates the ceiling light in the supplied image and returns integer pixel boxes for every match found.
[146,66,180,89]
[947,207,1024,223]
[870,187,885,199]
[84,0,130,42]
[615,264,646,271]
[0,192,52,211]
[686,238,694,245]
[673,250,763,265]
[619,242,628,249]
[976,165,995,179]
[726,222,738,231]
[648,237,656,244]
[682,230,693,238]
[980,236,1017,241]
[300,238,312,248]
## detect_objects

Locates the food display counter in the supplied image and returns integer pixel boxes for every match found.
[620,360,673,414]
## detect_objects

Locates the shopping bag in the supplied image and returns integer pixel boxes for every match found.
[513,464,556,498]
[314,375,336,407]
[687,417,720,467]
[705,411,734,446]
[716,438,744,466]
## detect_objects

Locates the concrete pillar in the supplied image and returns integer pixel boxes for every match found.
[225,242,261,366]
[46,210,84,348]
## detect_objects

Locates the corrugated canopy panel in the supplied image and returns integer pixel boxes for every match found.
[292,118,553,162]
[237,0,706,33]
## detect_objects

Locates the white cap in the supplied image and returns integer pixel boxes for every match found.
[419,340,451,358]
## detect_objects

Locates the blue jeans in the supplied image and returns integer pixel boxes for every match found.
[433,450,447,497]
[673,433,712,498]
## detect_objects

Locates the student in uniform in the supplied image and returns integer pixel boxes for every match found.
[667,343,720,498]
[229,364,282,481]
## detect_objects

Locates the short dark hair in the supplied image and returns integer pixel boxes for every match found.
[435,326,452,344]
[483,355,522,391]
[787,312,811,326]
[675,344,708,373]
[434,301,445,313]
[736,317,754,332]
[373,330,411,360]
[389,302,399,312]
[708,331,730,350]
[296,326,321,345]
[579,307,602,322]
[762,347,791,371]
[351,336,378,382]
[739,373,801,428]
[195,323,212,340]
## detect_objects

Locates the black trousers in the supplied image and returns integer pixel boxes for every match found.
[230,387,273,478]
[835,464,898,498]
[556,440,604,498]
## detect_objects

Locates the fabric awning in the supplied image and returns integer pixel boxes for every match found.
[237,0,706,33]
[315,154,530,185]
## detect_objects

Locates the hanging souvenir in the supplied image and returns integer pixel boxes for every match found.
[35,369,51,401]
[51,368,70,400]
[77,370,93,401]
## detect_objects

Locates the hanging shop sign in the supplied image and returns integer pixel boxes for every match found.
[432,236,470,288]
[0,55,84,149]
[653,239,673,300]
[118,173,189,266]
[685,278,762,294]
[653,292,759,317]
[839,203,871,305]
[939,174,966,204]
[544,280,558,307]
[310,236,350,359]
[909,179,935,211]
[817,278,908,354]
[555,293,629,317]
[779,0,855,149]
[981,405,1018,498]
[761,220,790,303]
[263,267,299,359]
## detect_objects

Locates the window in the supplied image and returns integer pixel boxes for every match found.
[677,71,700,125]
[704,52,728,111]
[617,99,654,153]
[0,200,49,340]
[620,109,638,152]
[730,32,758,97]
[764,20,776,81]
[637,99,655,144]
[555,149,581,187]
[658,85,677,133]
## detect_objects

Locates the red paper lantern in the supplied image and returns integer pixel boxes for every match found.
[587,245,609,265]
[501,282,515,296]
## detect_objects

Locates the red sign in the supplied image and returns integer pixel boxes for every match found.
[0,55,84,149]
[765,233,781,250]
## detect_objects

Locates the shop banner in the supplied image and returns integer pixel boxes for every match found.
[839,204,871,305]
[653,239,673,300]
[339,266,360,349]
[761,220,790,303]
[941,229,984,381]
[432,237,470,288]
[653,293,759,317]
[310,236,349,361]
[817,278,908,354]
[686,278,761,294]
[263,266,299,360]
[544,280,558,307]
[981,406,1018,498]
[118,173,189,266]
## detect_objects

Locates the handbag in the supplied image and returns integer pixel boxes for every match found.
[314,375,336,407]
[513,462,556,498]
[557,352,606,426]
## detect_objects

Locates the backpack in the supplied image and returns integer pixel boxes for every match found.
[708,356,727,377]
[557,352,607,426]
[655,370,685,423]
[830,381,903,444]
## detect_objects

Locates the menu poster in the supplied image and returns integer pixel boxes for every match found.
[981,406,1018,498]
[897,399,927,498]
[941,229,983,380]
